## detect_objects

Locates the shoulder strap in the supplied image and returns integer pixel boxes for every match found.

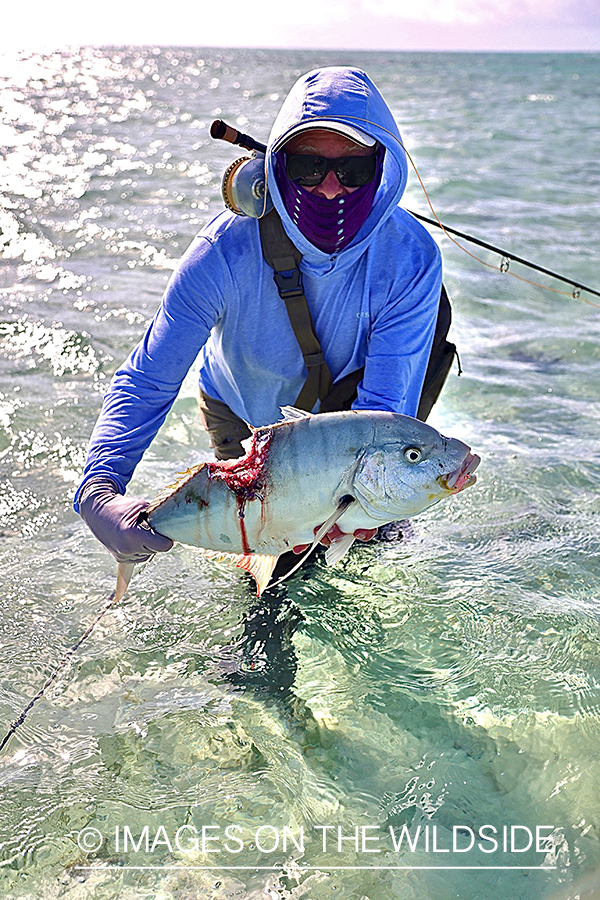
[259,211,332,412]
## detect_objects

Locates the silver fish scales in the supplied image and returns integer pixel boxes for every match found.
[132,407,480,595]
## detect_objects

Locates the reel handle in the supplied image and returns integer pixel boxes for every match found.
[210,119,267,155]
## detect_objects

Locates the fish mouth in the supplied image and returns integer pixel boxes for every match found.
[437,452,481,493]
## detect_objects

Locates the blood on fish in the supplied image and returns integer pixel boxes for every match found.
[205,430,272,554]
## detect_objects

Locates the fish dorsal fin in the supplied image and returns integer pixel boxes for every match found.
[324,532,356,566]
[279,406,313,422]
[194,548,278,596]
[146,462,207,515]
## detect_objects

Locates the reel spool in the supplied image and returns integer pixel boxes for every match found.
[211,120,272,218]
[221,153,273,218]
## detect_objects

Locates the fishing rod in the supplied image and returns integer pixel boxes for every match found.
[2,121,594,753]
[211,118,600,304]
[407,210,600,301]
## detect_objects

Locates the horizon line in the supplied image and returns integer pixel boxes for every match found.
[1,43,599,55]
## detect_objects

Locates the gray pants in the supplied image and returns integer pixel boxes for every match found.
[197,389,252,460]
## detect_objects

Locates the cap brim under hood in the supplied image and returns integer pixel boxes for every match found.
[272,119,376,151]
[266,67,409,265]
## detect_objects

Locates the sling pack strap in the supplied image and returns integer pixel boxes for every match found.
[259,210,457,419]
[321,285,457,418]
[199,281,456,459]
[259,210,332,412]
[200,213,457,459]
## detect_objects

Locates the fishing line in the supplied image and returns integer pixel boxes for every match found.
[340,115,600,309]
[0,587,122,753]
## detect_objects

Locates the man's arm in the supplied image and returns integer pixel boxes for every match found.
[74,235,227,510]
[75,235,228,562]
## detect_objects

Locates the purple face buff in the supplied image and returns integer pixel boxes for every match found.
[275,147,384,254]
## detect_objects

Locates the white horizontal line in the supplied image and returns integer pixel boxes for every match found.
[73,865,557,872]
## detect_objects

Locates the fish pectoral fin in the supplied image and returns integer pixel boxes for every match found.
[266,494,357,592]
[279,406,314,421]
[115,562,135,602]
[324,533,356,566]
[195,548,278,596]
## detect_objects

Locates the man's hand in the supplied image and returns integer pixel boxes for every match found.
[292,523,377,555]
[79,477,174,564]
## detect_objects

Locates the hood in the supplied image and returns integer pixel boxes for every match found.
[266,67,408,270]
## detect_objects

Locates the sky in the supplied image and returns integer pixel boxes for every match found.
[2,0,600,52]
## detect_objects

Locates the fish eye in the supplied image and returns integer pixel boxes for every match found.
[404,447,423,464]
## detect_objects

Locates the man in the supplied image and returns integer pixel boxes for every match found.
[76,67,448,565]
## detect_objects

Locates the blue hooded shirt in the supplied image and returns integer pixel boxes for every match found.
[74,67,442,508]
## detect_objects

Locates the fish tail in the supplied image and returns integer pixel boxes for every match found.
[115,562,135,602]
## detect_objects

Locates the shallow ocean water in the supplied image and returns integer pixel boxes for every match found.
[0,47,599,900]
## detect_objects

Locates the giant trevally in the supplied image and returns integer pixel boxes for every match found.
[119,407,479,597]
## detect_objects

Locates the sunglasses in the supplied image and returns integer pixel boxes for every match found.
[285,153,378,188]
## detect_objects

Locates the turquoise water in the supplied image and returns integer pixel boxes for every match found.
[1,47,599,899]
